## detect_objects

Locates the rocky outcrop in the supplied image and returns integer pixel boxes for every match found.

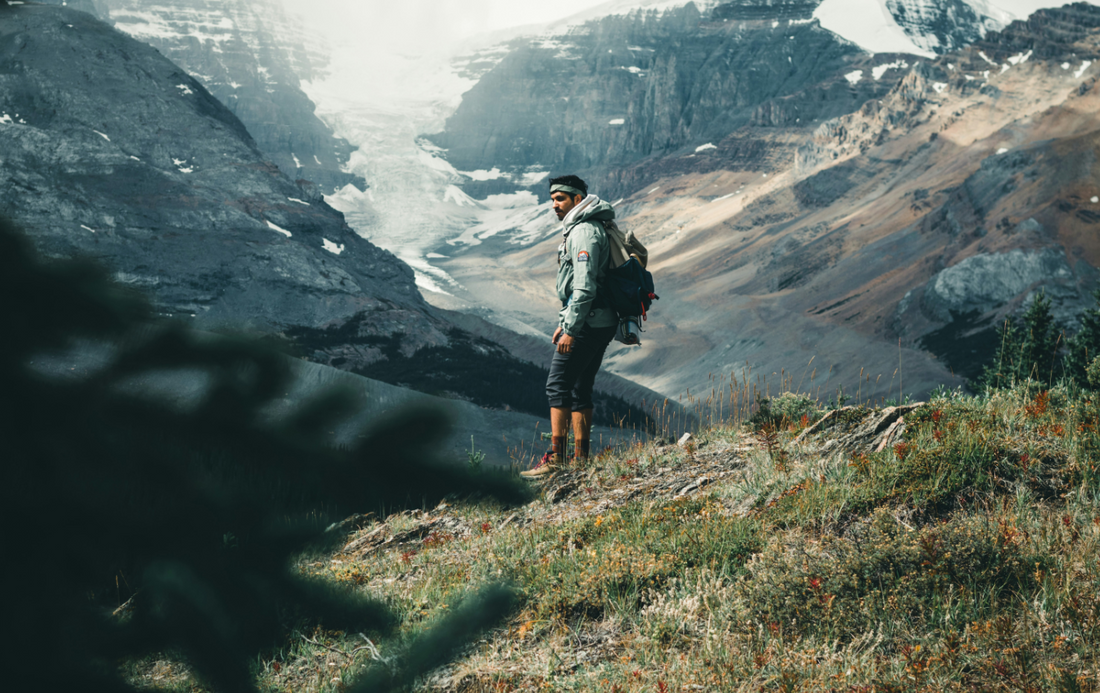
[970,2,1100,61]
[920,248,1075,323]
[37,0,365,193]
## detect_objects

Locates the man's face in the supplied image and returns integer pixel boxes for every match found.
[550,191,582,220]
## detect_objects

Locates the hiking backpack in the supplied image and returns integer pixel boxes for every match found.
[599,220,658,322]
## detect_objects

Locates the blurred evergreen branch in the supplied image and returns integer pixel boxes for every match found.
[0,217,529,692]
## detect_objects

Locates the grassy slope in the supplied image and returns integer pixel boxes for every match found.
[132,384,1100,692]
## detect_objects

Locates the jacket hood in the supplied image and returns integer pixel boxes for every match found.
[563,195,615,233]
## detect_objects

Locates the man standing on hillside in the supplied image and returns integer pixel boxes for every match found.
[522,175,619,477]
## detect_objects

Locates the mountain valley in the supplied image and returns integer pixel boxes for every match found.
[0,2,669,460]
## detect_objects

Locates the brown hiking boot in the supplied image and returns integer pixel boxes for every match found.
[520,450,563,478]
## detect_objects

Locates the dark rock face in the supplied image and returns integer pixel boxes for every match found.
[37,0,365,193]
[430,3,903,197]
[886,0,992,54]
[971,2,1100,60]
[0,4,428,341]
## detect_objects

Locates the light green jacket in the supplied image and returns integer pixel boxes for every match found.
[556,198,619,336]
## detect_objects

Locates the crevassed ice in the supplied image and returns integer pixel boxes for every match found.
[443,185,479,208]
[322,238,345,255]
[266,220,291,238]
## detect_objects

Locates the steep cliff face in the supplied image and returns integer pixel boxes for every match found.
[0,3,432,342]
[883,0,998,53]
[431,3,904,196]
[37,0,364,193]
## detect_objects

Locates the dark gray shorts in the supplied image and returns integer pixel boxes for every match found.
[545,324,616,411]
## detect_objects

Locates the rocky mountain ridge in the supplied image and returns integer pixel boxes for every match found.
[430,2,911,199]
[36,0,364,194]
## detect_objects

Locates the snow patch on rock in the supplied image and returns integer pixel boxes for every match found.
[94,130,111,141]
[695,143,717,152]
[288,197,310,206]
[176,83,194,95]
[322,238,345,255]
[460,168,503,181]
[266,220,292,237]
[844,70,864,85]
[609,118,625,125]
[481,191,538,210]
[1074,61,1093,80]
[872,60,909,81]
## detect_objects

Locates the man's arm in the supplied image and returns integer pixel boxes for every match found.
[560,224,602,337]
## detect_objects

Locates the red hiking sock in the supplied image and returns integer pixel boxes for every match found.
[551,436,566,458]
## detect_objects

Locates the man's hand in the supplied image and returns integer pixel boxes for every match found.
[556,331,574,354]
[552,326,563,344]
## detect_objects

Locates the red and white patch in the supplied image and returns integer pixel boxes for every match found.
[577,250,590,263]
